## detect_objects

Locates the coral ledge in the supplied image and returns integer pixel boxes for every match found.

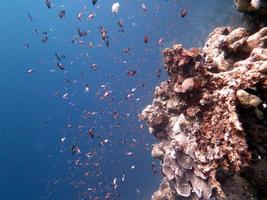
[140,26,267,199]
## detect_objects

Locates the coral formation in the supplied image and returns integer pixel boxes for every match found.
[235,0,267,14]
[235,0,267,31]
[140,26,267,199]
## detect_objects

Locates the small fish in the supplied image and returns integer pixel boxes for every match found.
[127,70,137,76]
[141,3,147,11]
[121,173,126,182]
[123,48,130,53]
[62,93,68,99]
[126,152,133,156]
[57,62,65,70]
[59,10,65,19]
[105,193,112,199]
[112,177,118,189]
[126,92,134,99]
[77,11,83,20]
[72,35,78,43]
[91,63,97,70]
[151,162,158,175]
[158,37,165,45]
[45,0,51,9]
[100,139,109,145]
[92,0,97,6]
[103,91,110,98]
[61,137,66,143]
[117,19,124,28]
[53,91,60,96]
[88,41,94,48]
[55,53,66,61]
[84,85,90,93]
[112,111,119,119]
[258,101,267,114]
[87,13,95,20]
[66,124,72,128]
[71,145,81,155]
[66,80,74,83]
[107,74,114,78]
[112,2,120,15]
[24,43,29,48]
[27,12,33,21]
[35,29,40,34]
[55,53,61,61]
[144,35,149,43]
[41,36,48,43]
[180,8,187,17]
[105,39,109,48]
[27,68,34,75]
[99,27,107,40]
[157,69,161,78]
[99,27,109,47]
[88,128,94,138]
[77,28,87,37]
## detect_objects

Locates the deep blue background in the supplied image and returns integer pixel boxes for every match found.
[0,0,241,199]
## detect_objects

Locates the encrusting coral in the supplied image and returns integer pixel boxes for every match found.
[140,25,267,199]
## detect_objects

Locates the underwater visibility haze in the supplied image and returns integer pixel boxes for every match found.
[0,0,244,199]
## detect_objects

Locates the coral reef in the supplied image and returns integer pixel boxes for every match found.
[140,26,267,199]
[234,0,267,31]
[235,0,267,15]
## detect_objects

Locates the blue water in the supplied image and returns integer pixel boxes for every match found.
[0,1,241,199]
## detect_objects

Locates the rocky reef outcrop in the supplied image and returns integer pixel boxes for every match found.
[235,0,267,31]
[235,0,267,15]
[140,25,267,199]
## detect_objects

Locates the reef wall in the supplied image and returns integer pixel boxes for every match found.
[139,2,267,199]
